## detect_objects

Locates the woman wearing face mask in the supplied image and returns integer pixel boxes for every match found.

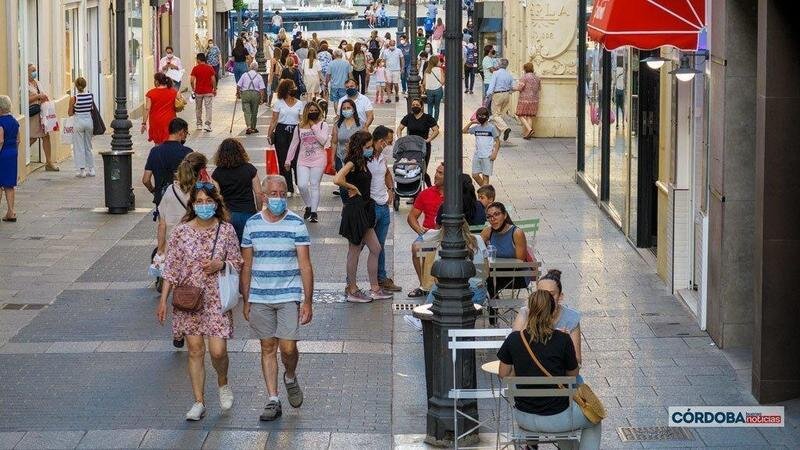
[481,45,498,98]
[333,131,393,303]
[480,202,531,319]
[331,99,361,198]
[285,103,330,223]
[268,79,305,195]
[156,182,244,421]
[141,73,178,144]
[396,98,439,187]
[27,64,58,171]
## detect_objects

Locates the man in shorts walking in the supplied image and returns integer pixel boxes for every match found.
[463,107,500,186]
[380,40,404,103]
[241,175,314,421]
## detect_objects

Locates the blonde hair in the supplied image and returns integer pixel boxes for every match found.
[524,290,556,344]
[0,95,11,114]
[425,55,440,74]
[299,102,322,128]
[176,152,207,193]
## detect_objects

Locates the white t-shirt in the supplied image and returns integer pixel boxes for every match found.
[367,152,389,205]
[272,15,282,27]
[273,99,304,125]
[303,59,321,78]
[337,94,374,124]
[380,47,404,71]
[424,67,444,90]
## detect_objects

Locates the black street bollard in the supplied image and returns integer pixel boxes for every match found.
[100,151,135,214]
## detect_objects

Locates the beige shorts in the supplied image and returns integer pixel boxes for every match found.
[249,302,300,340]
[386,70,402,84]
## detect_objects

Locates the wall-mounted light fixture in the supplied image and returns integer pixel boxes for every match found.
[668,49,709,82]
[641,55,670,70]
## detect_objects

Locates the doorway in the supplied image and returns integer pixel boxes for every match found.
[636,50,660,249]
[87,6,101,106]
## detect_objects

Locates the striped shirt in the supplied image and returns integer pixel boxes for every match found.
[74,92,94,114]
[241,210,311,304]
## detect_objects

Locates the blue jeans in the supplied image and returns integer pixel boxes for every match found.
[374,203,391,281]
[426,87,443,122]
[233,62,247,83]
[230,211,253,243]
[335,155,346,202]
[514,401,602,450]
[401,68,409,92]
[330,87,347,105]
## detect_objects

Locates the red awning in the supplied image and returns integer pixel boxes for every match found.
[587,0,705,51]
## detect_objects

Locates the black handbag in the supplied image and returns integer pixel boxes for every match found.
[28,104,41,117]
[91,101,106,135]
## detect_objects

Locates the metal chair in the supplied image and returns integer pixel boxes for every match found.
[500,376,582,449]
[486,260,541,326]
[448,328,513,450]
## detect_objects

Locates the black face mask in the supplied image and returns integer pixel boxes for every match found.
[477,115,489,123]
[411,106,422,114]
[308,112,320,121]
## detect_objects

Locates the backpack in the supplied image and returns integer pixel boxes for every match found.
[465,46,477,66]
[368,38,380,52]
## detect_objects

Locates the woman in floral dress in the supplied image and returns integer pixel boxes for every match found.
[156,182,243,421]
[515,62,541,139]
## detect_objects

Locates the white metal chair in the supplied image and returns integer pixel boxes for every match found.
[448,328,513,450]
[500,376,582,449]
[486,260,541,326]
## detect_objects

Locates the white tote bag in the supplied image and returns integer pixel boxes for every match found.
[40,101,59,133]
[60,117,75,145]
[218,262,240,313]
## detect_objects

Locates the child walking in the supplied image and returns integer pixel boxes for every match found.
[372,59,386,104]
[462,107,500,186]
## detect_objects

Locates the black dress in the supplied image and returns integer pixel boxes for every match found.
[339,159,376,245]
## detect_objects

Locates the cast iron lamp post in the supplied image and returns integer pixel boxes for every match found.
[102,0,135,214]
[256,0,267,73]
[406,0,421,111]
[423,0,480,446]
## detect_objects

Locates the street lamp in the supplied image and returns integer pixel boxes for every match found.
[101,0,135,214]
[406,0,421,111]
[641,55,670,70]
[423,0,480,446]
[256,1,267,74]
[668,51,707,82]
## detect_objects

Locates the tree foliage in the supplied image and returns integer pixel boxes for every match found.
[233,0,247,12]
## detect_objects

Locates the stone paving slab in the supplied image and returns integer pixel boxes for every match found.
[76,429,148,449]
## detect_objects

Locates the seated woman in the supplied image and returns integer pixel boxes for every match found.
[497,290,601,450]
[436,174,486,227]
[480,202,530,299]
[512,269,581,368]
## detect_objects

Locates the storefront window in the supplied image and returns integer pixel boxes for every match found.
[195,0,210,54]
[128,0,144,108]
[608,48,630,222]
[583,39,603,192]
[64,7,81,92]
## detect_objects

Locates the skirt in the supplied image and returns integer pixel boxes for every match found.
[29,114,46,138]
[339,195,376,245]
[516,98,539,117]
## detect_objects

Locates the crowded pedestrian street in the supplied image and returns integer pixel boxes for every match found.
[1,1,799,449]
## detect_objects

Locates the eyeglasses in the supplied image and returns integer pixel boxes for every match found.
[195,181,216,191]
[486,212,503,219]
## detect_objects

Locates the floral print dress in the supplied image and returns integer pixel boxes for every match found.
[163,221,243,339]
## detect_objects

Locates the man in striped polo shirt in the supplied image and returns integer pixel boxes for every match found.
[241,175,314,421]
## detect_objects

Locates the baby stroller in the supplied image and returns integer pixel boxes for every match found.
[392,135,427,211]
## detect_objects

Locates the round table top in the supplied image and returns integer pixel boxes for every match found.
[481,360,501,375]
[412,302,483,319]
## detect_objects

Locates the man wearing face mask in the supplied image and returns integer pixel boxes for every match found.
[397,35,412,95]
[463,107,500,186]
[241,175,314,422]
[159,46,184,91]
[380,40,404,103]
[142,118,193,208]
[337,79,375,130]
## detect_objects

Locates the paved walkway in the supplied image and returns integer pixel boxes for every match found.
[1,56,798,450]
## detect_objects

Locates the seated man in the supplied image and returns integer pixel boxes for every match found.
[406,163,444,298]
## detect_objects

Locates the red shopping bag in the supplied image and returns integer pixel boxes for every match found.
[324,147,336,176]
[265,147,280,175]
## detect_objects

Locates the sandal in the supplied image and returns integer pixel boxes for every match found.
[407,287,429,298]
[2,216,16,222]
[526,130,535,139]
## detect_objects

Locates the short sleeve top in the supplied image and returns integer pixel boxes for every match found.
[212,163,259,213]
[400,113,438,140]
[336,121,360,160]
[274,99,304,125]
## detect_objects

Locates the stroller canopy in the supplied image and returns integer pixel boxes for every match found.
[393,135,427,161]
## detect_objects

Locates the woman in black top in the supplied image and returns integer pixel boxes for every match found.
[396,98,440,187]
[497,290,601,450]
[231,38,249,83]
[333,131,393,304]
[211,138,262,242]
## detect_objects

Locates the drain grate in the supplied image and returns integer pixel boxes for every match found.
[392,302,419,312]
[26,236,44,240]
[617,426,694,442]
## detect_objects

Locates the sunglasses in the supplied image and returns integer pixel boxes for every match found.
[195,181,216,191]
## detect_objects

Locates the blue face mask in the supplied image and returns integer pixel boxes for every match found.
[267,197,287,215]
[341,109,354,118]
[346,87,359,97]
[363,147,373,158]
[31,71,38,79]
[193,203,217,220]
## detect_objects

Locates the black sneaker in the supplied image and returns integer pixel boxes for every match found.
[284,374,304,407]
[173,337,185,348]
[308,212,319,223]
[333,190,340,196]
[259,399,282,421]
[503,128,511,141]
[303,207,311,221]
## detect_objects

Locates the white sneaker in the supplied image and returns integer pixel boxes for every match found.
[404,315,423,332]
[76,169,86,178]
[219,385,234,411]
[185,402,206,421]
[196,125,203,131]
[204,125,212,132]
[86,168,96,177]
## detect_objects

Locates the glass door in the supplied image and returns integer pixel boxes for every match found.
[607,48,631,225]
[583,39,603,194]
[64,7,82,92]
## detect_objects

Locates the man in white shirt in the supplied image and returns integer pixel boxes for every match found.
[337,78,375,129]
[379,40,404,103]
[368,126,402,292]
[159,46,184,91]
